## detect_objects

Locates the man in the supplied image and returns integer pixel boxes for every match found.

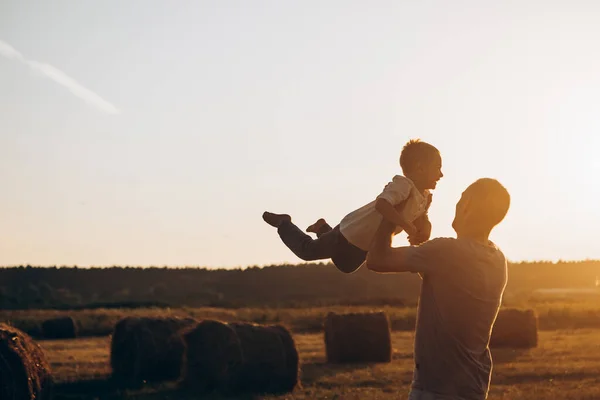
[366,178,511,400]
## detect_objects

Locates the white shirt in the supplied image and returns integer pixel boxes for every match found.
[339,175,430,251]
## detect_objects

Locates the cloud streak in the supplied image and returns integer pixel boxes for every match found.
[0,39,120,114]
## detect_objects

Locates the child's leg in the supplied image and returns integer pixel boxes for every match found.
[277,220,341,261]
[316,223,333,237]
[306,218,334,238]
[331,242,367,274]
[263,211,340,261]
[263,212,364,272]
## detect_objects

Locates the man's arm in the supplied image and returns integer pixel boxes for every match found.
[367,222,452,275]
[365,219,413,273]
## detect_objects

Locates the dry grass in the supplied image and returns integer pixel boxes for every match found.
[42,329,600,399]
[0,306,418,339]
[6,299,600,339]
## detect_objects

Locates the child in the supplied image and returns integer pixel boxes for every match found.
[262,139,443,273]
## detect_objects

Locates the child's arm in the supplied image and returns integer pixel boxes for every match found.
[408,193,434,245]
[375,198,418,238]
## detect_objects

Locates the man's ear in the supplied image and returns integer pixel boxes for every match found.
[459,196,474,221]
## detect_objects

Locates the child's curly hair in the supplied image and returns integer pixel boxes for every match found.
[399,139,440,173]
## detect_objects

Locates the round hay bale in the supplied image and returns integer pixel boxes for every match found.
[268,324,300,393]
[230,322,298,394]
[490,308,538,348]
[110,316,197,387]
[0,323,53,400]
[182,320,243,393]
[324,311,392,364]
[182,321,300,395]
[41,316,78,339]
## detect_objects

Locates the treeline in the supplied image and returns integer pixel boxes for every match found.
[0,260,599,310]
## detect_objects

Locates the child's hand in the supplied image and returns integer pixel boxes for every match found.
[408,230,427,246]
[404,222,419,239]
[409,216,432,245]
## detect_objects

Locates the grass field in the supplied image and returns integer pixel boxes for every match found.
[6,301,600,399]
[6,297,600,338]
[45,328,600,400]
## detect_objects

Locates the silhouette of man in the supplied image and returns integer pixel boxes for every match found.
[366,178,511,400]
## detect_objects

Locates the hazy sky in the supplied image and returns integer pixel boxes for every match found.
[1,1,599,267]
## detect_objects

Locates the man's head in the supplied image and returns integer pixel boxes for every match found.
[452,178,510,237]
[399,139,443,190]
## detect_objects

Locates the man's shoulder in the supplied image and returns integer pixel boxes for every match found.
[487,242,508,268]
[402,237,458,274]
[458,239,508,271]
[421,237,457,247]
[409,237,458,256]
[414,237,500,259]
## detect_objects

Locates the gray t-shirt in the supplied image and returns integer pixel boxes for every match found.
[404,237,508,400]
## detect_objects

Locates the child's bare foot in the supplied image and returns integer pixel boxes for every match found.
[306,218,327,234]
[262,212,291,228]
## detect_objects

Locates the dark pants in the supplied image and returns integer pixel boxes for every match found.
[277,221,367,274]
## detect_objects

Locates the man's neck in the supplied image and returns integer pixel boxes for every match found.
[456,230,490,245]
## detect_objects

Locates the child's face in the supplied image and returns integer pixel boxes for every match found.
[418,154,443,190]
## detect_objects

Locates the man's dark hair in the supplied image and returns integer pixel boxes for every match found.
[468,178,511,229]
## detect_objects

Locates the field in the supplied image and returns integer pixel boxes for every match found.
[44,329,600,399]
[5,261,600,400]
[6,298,600,338]
[13,304,600,400]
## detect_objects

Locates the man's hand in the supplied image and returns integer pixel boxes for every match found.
[408,215,432,246]
[403,221,419,239]
[408,231,427,246]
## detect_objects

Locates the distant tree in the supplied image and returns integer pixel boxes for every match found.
[112,288,131,302]
[149,283,167,298]
[0,286,12,308]
[38,282,56,305]
[55,288,82,306]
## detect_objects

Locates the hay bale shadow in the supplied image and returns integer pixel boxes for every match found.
[54,379,261,400]
[324,311,392,364]
[490,348,531,364]
[52,378,115,396]
[299,360,371,384]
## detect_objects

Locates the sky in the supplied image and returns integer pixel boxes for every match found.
[1,0,599,268]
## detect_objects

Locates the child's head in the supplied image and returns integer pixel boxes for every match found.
[399,139,443,190]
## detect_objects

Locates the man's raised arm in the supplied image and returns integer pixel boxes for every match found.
[365,220,413,273]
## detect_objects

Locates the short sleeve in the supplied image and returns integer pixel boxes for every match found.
[376,175,413,205]
[403,237,456,274]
